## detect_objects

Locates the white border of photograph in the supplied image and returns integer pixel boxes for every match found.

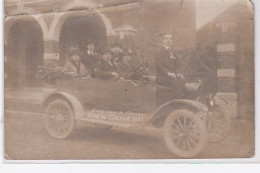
[0,0,259,166]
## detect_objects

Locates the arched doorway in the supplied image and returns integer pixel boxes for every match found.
[59,14,107,65]
[6,17,44,88]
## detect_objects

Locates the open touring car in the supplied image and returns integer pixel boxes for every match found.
[41,68,231,158]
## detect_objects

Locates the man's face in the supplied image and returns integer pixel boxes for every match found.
[163,34,173,47]
[112,46,122,54]
[102,52,112,62]
[87,44,95,51]
[71,54,80,62]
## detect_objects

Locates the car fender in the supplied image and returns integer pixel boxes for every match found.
[150,99,208,125]
[42,91,85,118]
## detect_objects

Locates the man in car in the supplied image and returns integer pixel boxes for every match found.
[155,33,185,98]
[111,43,123,64]
[94,49,120,80]
[63,46,90,78]
[81,42,100,78]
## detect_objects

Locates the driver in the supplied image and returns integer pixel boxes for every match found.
[155,33,185,98]
[94,49,120,80]
[111,43,123,63]
[63,46,90,78]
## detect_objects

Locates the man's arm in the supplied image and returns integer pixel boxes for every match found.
[80,64,91,78]
[175,57,184,79]
[63,62,77,77]
[154,51,169,76]
[155,50,177,79]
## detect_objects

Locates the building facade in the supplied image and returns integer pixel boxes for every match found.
[196,0,254,119]
[4,0,196,89]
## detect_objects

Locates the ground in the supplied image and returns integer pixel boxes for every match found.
[4,107,255,160]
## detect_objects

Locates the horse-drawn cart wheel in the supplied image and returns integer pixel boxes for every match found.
[163,109,208,158]
[206,105,231,143]
[45,99,75,139]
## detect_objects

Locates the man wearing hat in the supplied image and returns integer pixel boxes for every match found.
[155,33,185,99]
[94,49,120,80]
[111,43,123,64]
[81,42,100,78]
[63,46,90,78]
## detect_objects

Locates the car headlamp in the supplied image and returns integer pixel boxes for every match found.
[207,94,215,107]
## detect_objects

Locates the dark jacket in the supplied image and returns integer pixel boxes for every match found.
[155,46,181,83]
[112,52,122,63]
[81,51,100,77]
[94,60,118,80]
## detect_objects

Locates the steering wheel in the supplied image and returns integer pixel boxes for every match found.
[128,60,148,78]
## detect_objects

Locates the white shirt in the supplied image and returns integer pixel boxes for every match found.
[87,50,94,55]
[163,45,170,50]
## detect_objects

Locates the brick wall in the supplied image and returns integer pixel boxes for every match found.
[196,1,254,119]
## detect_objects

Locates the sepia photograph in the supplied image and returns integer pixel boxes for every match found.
[3,0,255,160]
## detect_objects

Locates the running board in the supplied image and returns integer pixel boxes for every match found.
[76,117,144,128]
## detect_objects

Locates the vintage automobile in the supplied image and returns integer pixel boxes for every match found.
[41,65,231,158]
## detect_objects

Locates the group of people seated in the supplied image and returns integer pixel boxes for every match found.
[63,33,186,99]
[63,43,137,80]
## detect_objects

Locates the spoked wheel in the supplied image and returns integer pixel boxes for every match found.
[45,99,75,139]
[163,109,208,158]
[205,105,231,143]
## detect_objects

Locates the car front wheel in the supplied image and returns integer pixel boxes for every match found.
[45,99,75,139]
[163,109,208,158]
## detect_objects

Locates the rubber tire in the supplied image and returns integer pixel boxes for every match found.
[163,109,208,158]
[207,105,231,143]
[45,99,75,139]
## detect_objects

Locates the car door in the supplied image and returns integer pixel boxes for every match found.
[118,80,156,112]
[74,79,98,105]
[118,80,141,107]
[96,80,119,110]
